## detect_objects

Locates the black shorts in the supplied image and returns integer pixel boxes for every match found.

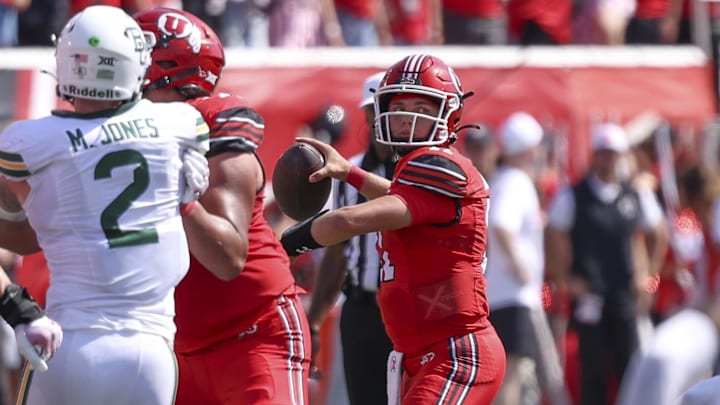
[488,305,535,357]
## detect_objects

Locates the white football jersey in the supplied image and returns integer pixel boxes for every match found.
[0,99,209,340]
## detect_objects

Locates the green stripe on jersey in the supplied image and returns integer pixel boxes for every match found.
[0,150,24,163]
[196,133,209,143]
[0,166,31,178]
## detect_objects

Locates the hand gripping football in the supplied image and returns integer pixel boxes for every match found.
[272,143,332,221]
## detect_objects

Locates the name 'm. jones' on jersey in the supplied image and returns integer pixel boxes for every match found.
[66,118,159,153]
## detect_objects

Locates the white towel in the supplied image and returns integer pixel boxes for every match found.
[387,350,403,405]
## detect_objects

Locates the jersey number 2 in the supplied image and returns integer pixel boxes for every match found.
[94,150,159,248]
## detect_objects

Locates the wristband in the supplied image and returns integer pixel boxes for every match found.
[0,284,44,328]
[346,166,368,190]
[281,210,328,257]
[180,201,197,217]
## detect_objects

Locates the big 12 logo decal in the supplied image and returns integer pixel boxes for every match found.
[156,12,202,53]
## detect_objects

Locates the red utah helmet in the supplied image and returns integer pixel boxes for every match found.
[374,54,468,147]
[134,8,225,98]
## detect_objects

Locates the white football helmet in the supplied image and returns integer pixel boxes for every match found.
[55,5,151,101]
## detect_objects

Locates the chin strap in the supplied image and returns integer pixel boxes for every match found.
[144,67,203,94]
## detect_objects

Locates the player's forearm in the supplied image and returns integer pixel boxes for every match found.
[307,243,347,332]
[632,233,651,282]
[545,227,572,285]
[646,221,669,276]
[183,204,248,281]
[359,172,392,199]
[0,220,40,255]
[493,226,528,282]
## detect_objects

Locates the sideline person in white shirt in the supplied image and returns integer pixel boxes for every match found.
[486,112,570,405]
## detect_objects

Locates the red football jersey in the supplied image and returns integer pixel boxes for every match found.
[507,0,572,44]
[387,0,430,44]
[334,0,378,19]
[443,0,505,18]
[634,0,669,19]
[174,94,297,354]
[377,146,492,354]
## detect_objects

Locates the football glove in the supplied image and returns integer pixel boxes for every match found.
[15,316,63,372]
[181,148,210,204]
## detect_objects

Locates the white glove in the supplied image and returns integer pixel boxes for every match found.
[181,148,210,204]
[14,316,63,372]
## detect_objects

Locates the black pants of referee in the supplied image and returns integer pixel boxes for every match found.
[340,291,393,405]
[573,293,638,405]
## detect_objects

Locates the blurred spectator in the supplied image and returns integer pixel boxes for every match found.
[573,0,636,44]
[183,0,270,47]
[459,123,499,179]
[625,0,684,44]
[507,0,573,45]
[0,0,30,47]
[314,104,346,143]
[220,0,270,47]
[300,104,347,146]
[69,0,153,15]
[320,0,392,46]
[182,0,221,34]
[442,0,507,45]
[17,0,68,46]
[537,132,566,210]
[546,123,666,405]
[617,164,720,405]
[487,112,570,405]
[268,0,323,47]
[386,0,442,45]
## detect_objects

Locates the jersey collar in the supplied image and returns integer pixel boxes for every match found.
[51,100,139,119]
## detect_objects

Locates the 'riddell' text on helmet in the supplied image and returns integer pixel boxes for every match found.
[61,85,122,99]
[374,54,466,147]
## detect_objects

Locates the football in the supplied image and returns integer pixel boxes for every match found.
[272,143,332,221]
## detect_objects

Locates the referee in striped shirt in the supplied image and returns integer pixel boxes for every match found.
[307,71,395,405]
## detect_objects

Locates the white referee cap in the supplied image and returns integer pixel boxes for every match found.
[359,71,386,108]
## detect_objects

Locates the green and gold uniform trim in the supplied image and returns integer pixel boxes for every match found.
[0,150,30,178]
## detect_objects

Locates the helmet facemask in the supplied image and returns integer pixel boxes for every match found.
[374,84,461,148]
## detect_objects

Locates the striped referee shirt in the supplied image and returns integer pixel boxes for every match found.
[336,147,395,293]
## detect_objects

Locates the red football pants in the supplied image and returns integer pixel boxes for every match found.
[175,293,311,405]
[401,327,506,405]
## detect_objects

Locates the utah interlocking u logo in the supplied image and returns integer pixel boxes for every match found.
[421,352,435,366]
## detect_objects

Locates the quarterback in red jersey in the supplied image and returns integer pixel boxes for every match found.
[282,54,505,404]
[134,8,311,405]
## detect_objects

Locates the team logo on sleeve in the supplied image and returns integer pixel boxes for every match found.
[156,13,201,53]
